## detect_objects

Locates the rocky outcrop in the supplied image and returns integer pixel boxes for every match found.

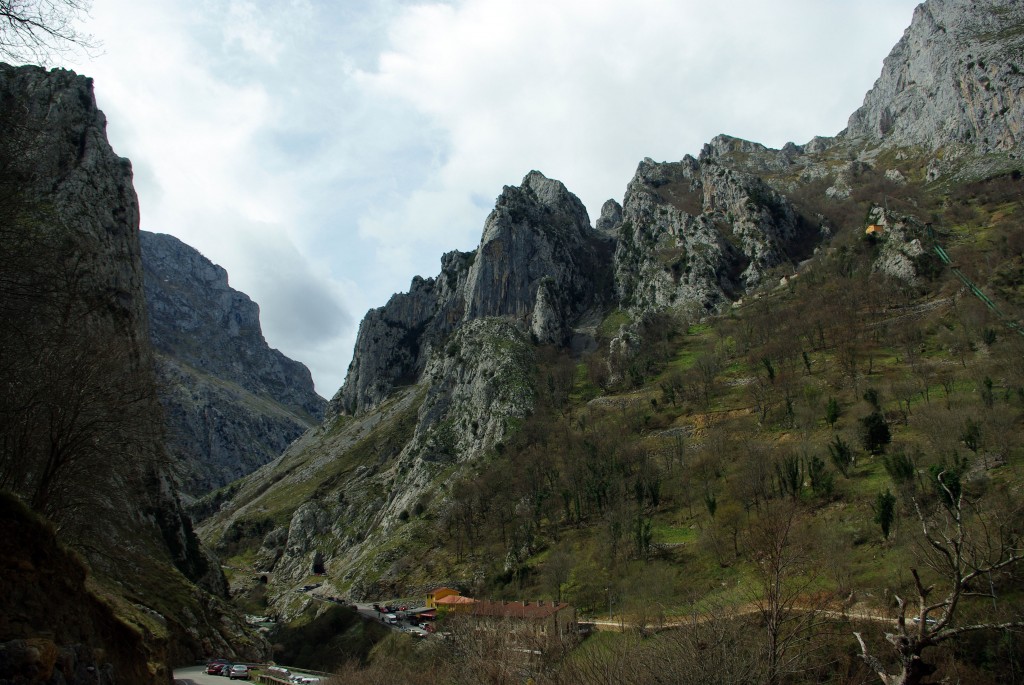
[596,199,623,236]
[611,155,813,314]
[866,206,932,285]
[331,249,473,416]
[845,0,1024,156]
[333,171,612,417]
[464,171,613,342]
[140,231,325,494]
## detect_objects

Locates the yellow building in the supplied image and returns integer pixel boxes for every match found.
[426,587,462,608]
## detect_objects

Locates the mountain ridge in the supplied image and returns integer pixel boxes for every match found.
[198,0,1024,626]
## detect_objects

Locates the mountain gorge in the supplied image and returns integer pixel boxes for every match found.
[2,0,1023,682]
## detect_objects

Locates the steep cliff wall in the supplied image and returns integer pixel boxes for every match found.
[845,0,1024,156]
[141,231,325,494]
[0,63,267,681]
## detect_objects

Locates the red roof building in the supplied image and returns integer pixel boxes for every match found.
[468,600,577,641]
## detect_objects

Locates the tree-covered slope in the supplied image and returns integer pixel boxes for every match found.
[199,0,1024,681]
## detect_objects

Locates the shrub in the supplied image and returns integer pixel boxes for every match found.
[860,411,891,454]
[873,490,898,539]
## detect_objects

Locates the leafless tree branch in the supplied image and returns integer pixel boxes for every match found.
[0,0,98,63]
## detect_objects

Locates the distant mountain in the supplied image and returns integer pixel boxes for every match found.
[140,231,326,495]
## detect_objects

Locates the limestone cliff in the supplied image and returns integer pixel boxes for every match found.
[140,231,325,494]
[845,0,1024,156]
[0,63,267,681]
[611,155,814,315]
[332,171,612,417]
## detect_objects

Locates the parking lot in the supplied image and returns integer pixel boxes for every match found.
[173,664,325,684]
[351,602,433,637]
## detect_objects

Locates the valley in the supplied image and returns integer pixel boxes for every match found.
[1,0,1022,683]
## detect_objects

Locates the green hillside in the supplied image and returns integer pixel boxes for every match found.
[214,164,1024,684]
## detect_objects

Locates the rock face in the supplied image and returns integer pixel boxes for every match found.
[611,155,813,314]
[140,231,326,494]
[464,171,613,342]
[0,63,268,681]
[866,206,932,285]
[330,251,473,418]
[845,0,1024,155]
[332,171,613,417]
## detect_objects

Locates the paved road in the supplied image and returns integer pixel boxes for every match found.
[174,663,328,684]
[173,665,228,685]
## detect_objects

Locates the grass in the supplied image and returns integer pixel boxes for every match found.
[598,309,633,338]
[650,521,697,545]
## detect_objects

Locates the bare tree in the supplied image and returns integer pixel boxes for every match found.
[748,502,832,685]
[855,474,1024,685]
[0,0,97,63]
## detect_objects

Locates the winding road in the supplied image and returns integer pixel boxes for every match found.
[172,665,227,685]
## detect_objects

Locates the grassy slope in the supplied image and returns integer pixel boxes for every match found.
[336,166,1024,682]
[213,160,1023,681]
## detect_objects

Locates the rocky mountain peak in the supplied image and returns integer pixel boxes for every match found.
[465,170,609,334]
[844,0,1023,155]
[596,199,623,236]
[334,171,614,417]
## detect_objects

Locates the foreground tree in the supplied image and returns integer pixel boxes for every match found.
[855,473,1024,685]
[749,502,831,685]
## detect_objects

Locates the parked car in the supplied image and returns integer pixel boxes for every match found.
[206,659,230,675]
[228,663,250,680]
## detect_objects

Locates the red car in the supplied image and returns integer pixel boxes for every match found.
[207,659,230,675]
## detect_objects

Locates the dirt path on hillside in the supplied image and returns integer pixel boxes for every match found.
[587,602,895,632]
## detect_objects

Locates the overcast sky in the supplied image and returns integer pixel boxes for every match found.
[62,0,921,397]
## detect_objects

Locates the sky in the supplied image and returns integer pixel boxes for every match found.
[57,0,922,398]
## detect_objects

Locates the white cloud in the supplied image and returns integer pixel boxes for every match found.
[361,0,920,217]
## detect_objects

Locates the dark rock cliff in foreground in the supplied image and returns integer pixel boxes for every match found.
[0,63,267,682]
[141,231,325,494]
